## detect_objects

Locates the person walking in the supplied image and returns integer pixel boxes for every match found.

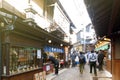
[79,52,86,74]
[98,50,105,71]
[75,55,79,66]
[70,51,76,67]
[88,50,97,76]
[85,51,90,64]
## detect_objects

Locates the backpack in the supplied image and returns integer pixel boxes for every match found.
[79,55,85,64]
[90,54,96,61]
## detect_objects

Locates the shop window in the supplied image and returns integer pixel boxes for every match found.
[8,46,40,75]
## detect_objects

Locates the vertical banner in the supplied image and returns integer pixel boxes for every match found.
[37,49,41,59]
[65,47,69,61]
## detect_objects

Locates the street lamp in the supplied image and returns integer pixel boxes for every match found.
[48,40,52,43]
[60,44,63,47]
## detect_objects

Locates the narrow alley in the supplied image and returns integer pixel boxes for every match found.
[1,0,120,80]
[46,65,112,80]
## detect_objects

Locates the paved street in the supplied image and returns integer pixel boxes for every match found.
[46,64,112,80]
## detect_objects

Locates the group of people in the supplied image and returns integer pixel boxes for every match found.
[71,50,105,76]
[47,49,105,76]
[87,50,105,76]
[70,51,86,73]
[47,53,66,75]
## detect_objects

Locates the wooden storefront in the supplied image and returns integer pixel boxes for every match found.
[0,17,46,80]
[0,13,70,80]
[0,0,71,80]
[111,36,120,80]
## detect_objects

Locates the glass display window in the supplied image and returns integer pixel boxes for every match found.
[8,46,41,75]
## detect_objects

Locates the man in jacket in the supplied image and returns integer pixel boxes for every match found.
[88,50,97,76]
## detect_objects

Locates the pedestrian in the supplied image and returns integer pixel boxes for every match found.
[54,58,59,75]
[88,50,97,76]
[70,51,76,67]
[79,52,86,74]
[85,51,90,64]
[60,59,64,68]
[48,53,59,75]
[98,50,105,71]
[75,55,79,66]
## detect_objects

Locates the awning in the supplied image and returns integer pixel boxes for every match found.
[95,44,109,51]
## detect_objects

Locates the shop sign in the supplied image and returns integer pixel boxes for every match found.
[46,65,50,71]
[44,46,64,53]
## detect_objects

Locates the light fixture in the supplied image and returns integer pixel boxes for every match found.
[48,40,52,43]
[99,41,102,44]
[0,22,5,29]
[60,44,63,47]
[68,46,70,48]
[103,38,111,42]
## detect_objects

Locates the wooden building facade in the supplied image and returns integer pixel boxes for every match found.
[0,0,71,80]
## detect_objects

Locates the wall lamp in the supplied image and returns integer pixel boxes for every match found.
[48,40,52,43]
[60,44,63,47]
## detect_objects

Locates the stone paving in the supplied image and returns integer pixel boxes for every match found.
[46,64,112,80]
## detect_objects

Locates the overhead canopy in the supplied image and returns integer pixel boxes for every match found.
[95,44,109,51]
[84,0,120,38]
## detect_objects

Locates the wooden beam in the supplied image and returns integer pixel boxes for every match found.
[108,0,120,35]
[0,0,25,19]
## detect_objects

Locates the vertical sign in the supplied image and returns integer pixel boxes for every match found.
[37,49,41,59]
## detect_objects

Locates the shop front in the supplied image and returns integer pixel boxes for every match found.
[95,41,112,73]
[0,18,46,80]
[43,45,64,74]
[95,44,109,51]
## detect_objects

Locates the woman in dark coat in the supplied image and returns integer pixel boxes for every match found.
[98,50,105,71]
[49,55,59,75]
